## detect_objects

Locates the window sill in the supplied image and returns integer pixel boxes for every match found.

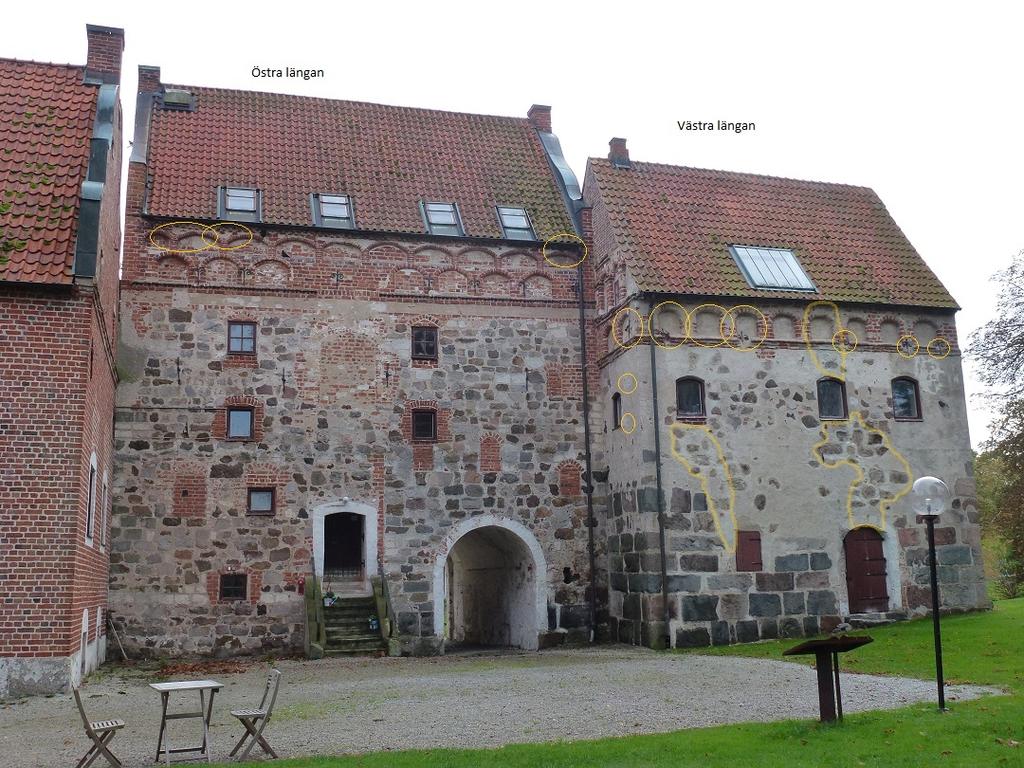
[893,417,923,423]
[820,417,849,423]
[412,438,438,444]
[246,510,275,517]
[225,435,256,442]
[676,415,707,424]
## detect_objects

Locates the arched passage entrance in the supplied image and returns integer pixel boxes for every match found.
[844,527,889,613]
[432,516,546,650]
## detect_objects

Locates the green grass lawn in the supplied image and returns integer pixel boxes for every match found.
[221,600,1024,768]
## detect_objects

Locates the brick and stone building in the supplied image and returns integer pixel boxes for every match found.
[0,25,123,696]
[584,140,989,648]
[110,72,604,656]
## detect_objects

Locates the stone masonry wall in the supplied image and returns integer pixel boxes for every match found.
[112,223,605,657]
[599,297,987,648]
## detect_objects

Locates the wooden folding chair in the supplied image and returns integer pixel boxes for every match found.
[73,687,125,768]
[229,668,282,760]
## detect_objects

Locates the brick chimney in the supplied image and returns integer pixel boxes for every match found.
[528,104,552,133]
[609,138,630,169]
[85,24,124,83]
[138,65,162,94]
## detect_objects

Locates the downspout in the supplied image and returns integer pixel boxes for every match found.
[576,259,599,642]
[647,300,672,648]
[533,125,600,643]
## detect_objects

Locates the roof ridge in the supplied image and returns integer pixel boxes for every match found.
[163,82,532,124]
[588,156,876,193]
[0,57,84,72]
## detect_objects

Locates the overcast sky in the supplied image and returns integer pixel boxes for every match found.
[7,1,1021,448]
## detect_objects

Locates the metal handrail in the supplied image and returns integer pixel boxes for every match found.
[304,555,326,657]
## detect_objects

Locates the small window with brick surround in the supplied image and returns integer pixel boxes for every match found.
[247,488,275,515]
[412,409,437,441]
[228,321,257,355]
[412,326,438,360]
[736,530,763,571]
[227,407,255,439]
[219,573,247,601]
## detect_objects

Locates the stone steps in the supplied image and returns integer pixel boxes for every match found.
[322,597,385,656]
[844,610,909,629]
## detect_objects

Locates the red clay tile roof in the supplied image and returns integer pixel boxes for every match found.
[586,158,958,309]
[0,59,97,285]
[145,86,575,239]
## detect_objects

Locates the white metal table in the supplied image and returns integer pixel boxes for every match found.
[149,679,224,764]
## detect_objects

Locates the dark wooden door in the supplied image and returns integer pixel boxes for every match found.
[844,528,889,613]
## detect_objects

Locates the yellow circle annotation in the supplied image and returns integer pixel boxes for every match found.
[647,301,690,350]
[620,412,637,434]
[616,372,639,395]
[721,304,768,352]
[611,306,645,350]
[927,337,952,360]
[896,334,920,359]
[149,221,220,254]
[542,232,587,269]
[690,303,734,348]
[205,222,254,251]
[832,328,859,354]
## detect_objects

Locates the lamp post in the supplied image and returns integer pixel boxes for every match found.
[910,476,951,711]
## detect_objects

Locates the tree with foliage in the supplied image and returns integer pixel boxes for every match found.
[969,250,1024,597]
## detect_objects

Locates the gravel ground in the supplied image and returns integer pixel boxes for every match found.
[0,646,998,767]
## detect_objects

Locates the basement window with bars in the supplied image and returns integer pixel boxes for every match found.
[312,193,355,229]
[247,488,275,515]
[422,201,464,236]
[412,409,437,441]
[729,245,816,292]
[497,206,536,240]
[228,321,257,354]
[219,573,247,601]
[219,186,261,223]
[411,326,438,360]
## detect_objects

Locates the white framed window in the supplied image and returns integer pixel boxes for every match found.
[497,206,536,240]
[101,472,109,549]
[312,193,355,228]
[421,201,464,236]
[218,186,262,222]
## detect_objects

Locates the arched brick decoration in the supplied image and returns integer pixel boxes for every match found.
[480,433,503,473]
[435,270,469,294]
[557,460,583,497]
[253,259,290,285]
[389,267,427,294]
[203,256,242,285]
[212,395,265,441]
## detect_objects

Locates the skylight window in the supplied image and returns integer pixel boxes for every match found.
[729,245,815,291]
[219,186,261,223]
[422,202,464,236]
[312,193,355,229]
[497,206,536,240]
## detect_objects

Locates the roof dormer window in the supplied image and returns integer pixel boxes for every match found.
[312,193,355,229]
[219,186,261,223]
[497,206,536,240]
[422,201,464,236]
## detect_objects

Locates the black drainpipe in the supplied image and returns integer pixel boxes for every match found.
[576,259,599,643]
[647,302,672,648]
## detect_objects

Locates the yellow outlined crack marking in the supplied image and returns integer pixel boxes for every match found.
[669,423,738,553]
[811,411,914,531]
[802,300,850,381]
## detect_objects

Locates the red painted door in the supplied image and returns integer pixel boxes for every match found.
[844,528,889,613]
